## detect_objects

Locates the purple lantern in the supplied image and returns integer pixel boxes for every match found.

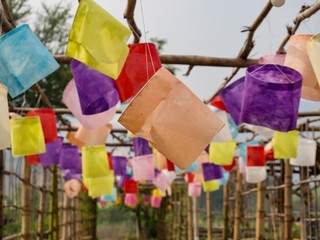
[202,162,223,181]
[220,77,245,125]
[70,60,120,115]
[59,145,81,170]
[64,169,82,181]
[117,174,132,188]
[112,156,127,176]
[240,64,302,132]
[39,137,63,167]
[133,137,152,156]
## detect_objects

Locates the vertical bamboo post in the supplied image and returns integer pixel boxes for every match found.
[177,190,181,240]
[206,192,212,240]
[300,167,308,239]
[49,166,58,240]
[172,189,177,239]
[21,159,31,240]
[37,168,47,240]
[76,197,82,238]
[192,197,198,240]
[187,194,193,240]
[91,198,97,239]
[222,184,229,240]
[284,161,293,240]
[61,194,69,239]
[233,167,242,240]
[255,180,266,240]
[0,150,3,240]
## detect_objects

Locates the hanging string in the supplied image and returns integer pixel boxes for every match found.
[266,16,274,54]
[249,64,294,83]
[139,0,156,80]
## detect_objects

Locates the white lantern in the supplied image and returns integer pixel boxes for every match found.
[290,138,317,166]
[271,0,285,7]
[0,84,10,150]
[245,166,267,184]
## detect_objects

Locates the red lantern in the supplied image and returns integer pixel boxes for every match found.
[222,158,236,171]
[185,172,195,183]
[115,43,162,103]
[107,152,113,170]
[166,159,175,172]
[27,108,57,143]
[26,154,41,165]
[247,146,265,167]
[124,179,138,194]
[210,95,228,112]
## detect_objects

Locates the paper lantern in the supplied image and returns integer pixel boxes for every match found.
[238,141,260,164]
[195,151,209,174]
[271,0,285,7]
[60,145,81,170]
[211,111,233,142]
[101,187,117,202]
[247,146,265,167]
[152,170,175,192]
[132,154,155,181]
[240,64,302,132]
[26,155,41,165]
[258,54,285,65]
[74,124,112,146]
[0,84,10,150]
[143,195,151,205]
[82,145,110,178]
[66,131,84,148]
[66,0,131,79]
[220,77,245,125]
[210,95,228,112]
[238,157,246,174]
[118,174,131,188]
[175,161,199,173]
[151,196,162,208]
[107,152,113,170]
[307,33,320,89]
[71,60,120,115]
[10,116,46,156]
[202,180,219,192]
[0,24,59,98]
[63,79,117,129]
[39,137,63,167]
[245,167,267,184]
[202,163,224,181]
[222,158,236,172]
[63,169,82,181]
[166,159,175,171]
[124,179,138,194]
[285,34,320,101]
[124,193,138,207]
[27,108,58,143]
[115,43,162,103]
[112,156,127,176]
[88,174,114,197]
[185,173,195,183]
[264,142,276,161]
[64,179,82,199]
[118,67,225,170]
[290,138,317,166]
[218,171,230,185]
[188,182,202,197]
[133,137,153,156]
[272,130,299,159]
[209,141,236,165]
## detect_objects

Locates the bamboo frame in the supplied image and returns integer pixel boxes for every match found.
[21,159,31,240]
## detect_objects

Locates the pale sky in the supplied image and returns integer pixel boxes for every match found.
[32,0,320,111]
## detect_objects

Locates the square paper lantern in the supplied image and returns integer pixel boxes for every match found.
[238,141,260,164]
[116,43,162,103]
[132,154,155,181]
[307,33,320,89]
[124,179,138,194]
[272,130,299,159]
[63,79,117,130]
[285,34,320,101]
[101,187,117,202]
[0,24,59,98]
[27,108,58,143]
[240,64,302,132]
[66,0,131,79]
[133,137,153,156]
[124,193,138,207]
[151,196,162,208]
[26,155,41,165]
[247,146,265,167]
[10,116,46,156]
[88,173,114,197]
[60,145,82,171]
[211,111,233,142]
[70,60,120,115]
[39,137,63,167]
[188,182,202,197]
[118,67,224,170]
[82,145,110,178]
[290,138,317,166]
[112,156,127,176]
[245,167,267,184]
[0,84,10,150]
[74,124,112,146]
[202,180,219,192]
[202,163,223,181]
[209,141,236,165]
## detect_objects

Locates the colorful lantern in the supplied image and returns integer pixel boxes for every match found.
[290,138,317,166]
[10,116,46,156]
[133,137,153,156]
[188,182,202,197]
[118,67,225,170]
[272,130,299,159]
[74,124,112,146]
[66,0,131,79]
[245,167,267,184]
[151,196,162,208]
[39,137,63,167]
[64,179,82,199]
[70,60,120,115]
[63,79,117,129]
[132,154,155,181]
[88,174,114,197]
[285,34,320,101]
[307,33,320,89]
[112,156,127,176]
[0,24,59,98]
[60,145,81,170]
[0,84,10,150]
[247,146,265,167]
[124,179,138,194]
[202,163,224,181]
[202,180,219,192]
[124,193,138,207]
[209,141,236,165]
[26,155,41,165]
[210,95,228,112]
[115,43,162,103]
[27,108,58,143]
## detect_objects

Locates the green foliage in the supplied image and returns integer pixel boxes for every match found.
[7,0,31,25]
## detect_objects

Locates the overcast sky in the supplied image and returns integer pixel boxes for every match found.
[32,0,320,112]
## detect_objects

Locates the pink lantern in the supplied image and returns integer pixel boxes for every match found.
[151,196,162,208]
[124,193,138,207]
[132,154,155,181]
[188,182,202,197]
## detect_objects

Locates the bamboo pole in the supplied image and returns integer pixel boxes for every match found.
[37,168,47,240]
[233,168,242,240]
[192,197,198,240]
[284,161,293,240]
[206,192,212,240]
[187,194,193,240]
[0,151,3,240]
[49,166,58,240]
[300,167,308,239]
[61,194,69,239]
[222,185,229,240]
[21,160,31,240]
[172,190,177,239]
[255,181,266,240]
